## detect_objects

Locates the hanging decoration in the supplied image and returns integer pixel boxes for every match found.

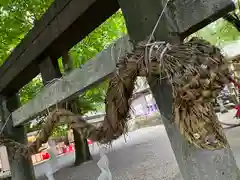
[0,37,234,160]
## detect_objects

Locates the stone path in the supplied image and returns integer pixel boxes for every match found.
[37,110,240,180]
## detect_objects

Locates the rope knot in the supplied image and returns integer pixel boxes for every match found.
[144,41,171,77]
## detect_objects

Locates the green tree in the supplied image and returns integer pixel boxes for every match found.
[0,1,127,136]
[193,0,240,47]
[19,76,43,104]
[0,0,53,64]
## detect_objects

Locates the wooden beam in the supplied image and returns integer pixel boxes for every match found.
[0,0,119,96]
[12,35,132,126]
[121,0,234,42]
[168,0,236,38]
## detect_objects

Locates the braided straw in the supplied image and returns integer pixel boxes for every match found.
[2,57,139,158]
[0,37,232,156]
[169,38,230,149]
[30,55,139,150]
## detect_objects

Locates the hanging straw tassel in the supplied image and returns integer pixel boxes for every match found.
[0,37,233,156]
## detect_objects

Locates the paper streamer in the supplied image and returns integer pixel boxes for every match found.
[97,147,112,180]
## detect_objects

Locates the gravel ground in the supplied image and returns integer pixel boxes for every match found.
[38,125,180,180]
[38,110,240,180]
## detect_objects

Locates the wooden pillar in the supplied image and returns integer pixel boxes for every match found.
[39,56,62,85]
[39,56,62,149]
[0,95,35,180]
[39,56,62,152]
[62,52,92,166]
[39,55,92,166]
[118,0,240,179]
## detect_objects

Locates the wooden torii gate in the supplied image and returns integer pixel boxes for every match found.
[0,0,239,179]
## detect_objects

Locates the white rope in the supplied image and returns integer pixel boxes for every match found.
[44,78,63,88]
[147,0,171,44]
[0,78,64,139]
[143,0,170,76]
[0,114,11,135]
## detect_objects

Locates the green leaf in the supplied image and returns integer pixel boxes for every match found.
[1,2,126,136]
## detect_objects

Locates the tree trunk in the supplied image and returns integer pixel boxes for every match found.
[62,52,92,166]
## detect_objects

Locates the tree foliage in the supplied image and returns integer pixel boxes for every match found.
[194,18,240,47]
[19,76,43,104]
[0,1,127,135]
[0,0,53,64]
[61,10,127,114]
[194,2,240,47]
[68,11,127,68]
